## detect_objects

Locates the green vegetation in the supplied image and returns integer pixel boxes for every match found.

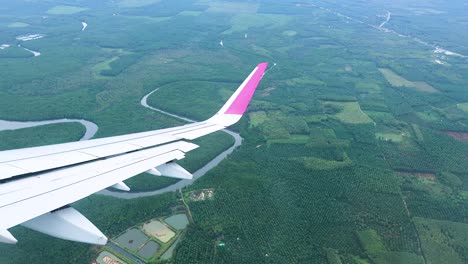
[357,229,423,264]
[323,101,374,124]
[92,57,119,77]
[0,123,85,151]
[293,154,352,171]
[457,103,468,113]
[375,132,405,142]
[178,11,202,16]
[117,0,161,8]
[268,134,309,145]
[379,68,438,93]
[249,111,268,127]
[223,14,291,34]
[357,229,387,259]
[1,0,468,263]
[282,30,297,37]
[414,217,468,264]
[201,1,259,14]
[7,22,29,28]
[47,5,88,15]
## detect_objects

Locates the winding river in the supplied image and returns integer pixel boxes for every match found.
[0,88,241,199]
[98,88,242,199]
[0,118,98,140]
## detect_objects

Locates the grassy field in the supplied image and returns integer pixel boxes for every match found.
[457,103,468,113]
[249,111,268,127]
[323,101,374,124]
[379,68,439,93]
[357,229,423,264]
[47,5,88,15]
[92,56,119,77]
[7,22,29,28]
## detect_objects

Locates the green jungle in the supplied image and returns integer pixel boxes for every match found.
[0,0,468,263]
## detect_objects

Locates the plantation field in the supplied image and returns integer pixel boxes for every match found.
[414,217,468,264]
[7,22,29,28]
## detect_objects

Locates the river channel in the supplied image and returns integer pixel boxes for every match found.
[98,88,242,199]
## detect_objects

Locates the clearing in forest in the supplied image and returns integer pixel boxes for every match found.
[357,229,423,264]
[443,131,468,142]
[396,170,436,181]
[47,5,88,15]
[322,101,374,124]
[378,68,438,93]
[456,103,468,113]
[8,22,29,28]
[249,111,268,127]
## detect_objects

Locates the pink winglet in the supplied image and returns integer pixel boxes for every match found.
[224,62,268,115]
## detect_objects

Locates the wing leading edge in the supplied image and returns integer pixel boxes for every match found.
[0,62,268,245]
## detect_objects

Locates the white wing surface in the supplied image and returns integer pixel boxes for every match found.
[0,62,268,245]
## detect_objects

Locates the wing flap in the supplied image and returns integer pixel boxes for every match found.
[0,164,29,180]
[0,123,212,180]
[0,141,198,230]
[7,151,98,174]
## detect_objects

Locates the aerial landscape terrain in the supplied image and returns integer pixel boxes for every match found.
[1,0,468,263]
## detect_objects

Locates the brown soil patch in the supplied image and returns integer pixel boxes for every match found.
[443,131,468,142]
[260,87,275,97]
[397,170,436,181]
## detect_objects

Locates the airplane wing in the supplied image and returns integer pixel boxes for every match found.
[0,62,268,245]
